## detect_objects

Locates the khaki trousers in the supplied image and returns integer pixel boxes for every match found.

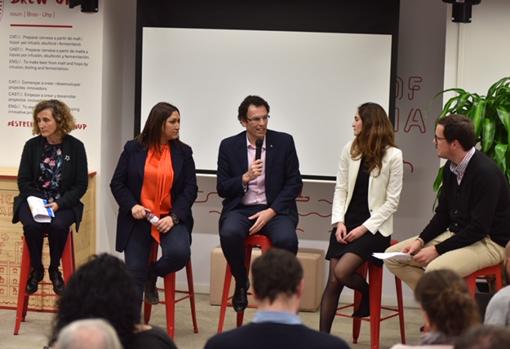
[385,231,505,290]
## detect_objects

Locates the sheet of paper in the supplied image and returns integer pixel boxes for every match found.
[372,252,412,261]
[27,196,54,223]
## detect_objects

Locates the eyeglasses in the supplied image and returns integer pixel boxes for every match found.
[246,115,270,123]
[434,135,447,143]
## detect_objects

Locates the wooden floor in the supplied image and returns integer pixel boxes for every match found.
[0,294,422,349]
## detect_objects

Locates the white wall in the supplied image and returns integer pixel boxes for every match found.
[444,0,510,93]
[100,0,137,255]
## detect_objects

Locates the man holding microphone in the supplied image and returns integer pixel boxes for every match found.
[216,95,303,312]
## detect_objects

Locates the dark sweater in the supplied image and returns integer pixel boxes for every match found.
[419,151,510,254]
[204,322,350,349]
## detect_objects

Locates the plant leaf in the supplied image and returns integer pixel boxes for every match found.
[494,143,508,174]
[471,99,486,137]
[433,166,444,194]
[488,77,510,97]
[482,118,496,152]
[497,107,510,145]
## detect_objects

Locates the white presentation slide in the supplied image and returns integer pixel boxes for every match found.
[141,27,392,178]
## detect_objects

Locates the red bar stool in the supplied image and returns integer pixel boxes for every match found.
[464,264,503,297]
[142,243,199,338]
[336,240,406,349]
[13,229,75,335]
[217,234,272,333]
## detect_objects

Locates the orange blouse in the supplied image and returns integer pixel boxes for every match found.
[140,144,174,243]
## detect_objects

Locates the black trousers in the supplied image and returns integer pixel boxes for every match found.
[18,201,74,271]
[219,205,298,286]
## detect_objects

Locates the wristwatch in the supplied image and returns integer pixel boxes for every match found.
[170,212,180,225]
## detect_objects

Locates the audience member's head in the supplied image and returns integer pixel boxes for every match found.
[454,325,510,349]
[415,269,480,342]
[53,319,122,349]
[50,253,139,349]
[252,248,303,304]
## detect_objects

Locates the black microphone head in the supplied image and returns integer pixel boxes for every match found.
[255,138,263,160]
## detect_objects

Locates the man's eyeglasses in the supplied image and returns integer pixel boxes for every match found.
[434,135,447,143]
[246,115,270,123]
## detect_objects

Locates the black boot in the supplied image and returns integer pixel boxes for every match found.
[26,267,44,294]
[49,267,65,295]
[144,264,159,305]
[232,279,250,313]
[352,288,370,318]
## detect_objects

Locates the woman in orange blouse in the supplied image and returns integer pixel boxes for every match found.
[110,102,197,315]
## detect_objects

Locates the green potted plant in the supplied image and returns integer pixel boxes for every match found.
[433,77,510,192]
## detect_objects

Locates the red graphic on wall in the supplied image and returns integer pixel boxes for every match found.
[195,191,219,204]
[6,120,88,130]
[404,161,415,173]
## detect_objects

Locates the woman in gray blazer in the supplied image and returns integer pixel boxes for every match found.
[319,103,403,332]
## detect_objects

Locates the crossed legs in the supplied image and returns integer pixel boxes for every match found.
[319,252,368,333]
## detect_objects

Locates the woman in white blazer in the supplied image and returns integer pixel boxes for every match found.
[319,103,403,333]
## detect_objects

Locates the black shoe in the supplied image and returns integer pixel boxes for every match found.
[49,267,65,295]
[232,280,249,313]
[144,264,159,305]
[26,267,44,294]
[352,291,370,318]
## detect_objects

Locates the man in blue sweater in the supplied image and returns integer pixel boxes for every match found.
[385,114,510,290]
[204,248,349,349]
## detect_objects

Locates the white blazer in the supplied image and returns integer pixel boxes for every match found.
[331,141,403,237]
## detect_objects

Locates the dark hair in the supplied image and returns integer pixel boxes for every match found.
[49,254,139,349]
[437,114,476,150]
[237,95,270,122]
[415,269,480,339]
[454,325,510,349]
[252,248,303,303]
[32,99,76,136]
[351,102,396,174]
[137,102,179,150]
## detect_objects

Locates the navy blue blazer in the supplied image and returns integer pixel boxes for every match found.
[217,129,302,224]
[110,139,198,252]
[12,135,88,231]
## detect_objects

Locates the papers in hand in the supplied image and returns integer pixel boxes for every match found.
[372,252,412,261]
[27,196,55,223]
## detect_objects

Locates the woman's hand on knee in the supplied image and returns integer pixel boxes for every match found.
[155,216,174,234]
[335,223,347,244]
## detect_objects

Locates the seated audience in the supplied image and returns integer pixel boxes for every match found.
[48,253,177,349]
[204,248,350,349]
[484,241,510,326]
[454,325,510,349]
[391,269,479,348]
[53,319,121,349]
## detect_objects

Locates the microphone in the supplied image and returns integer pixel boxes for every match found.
[255,138,263,160]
